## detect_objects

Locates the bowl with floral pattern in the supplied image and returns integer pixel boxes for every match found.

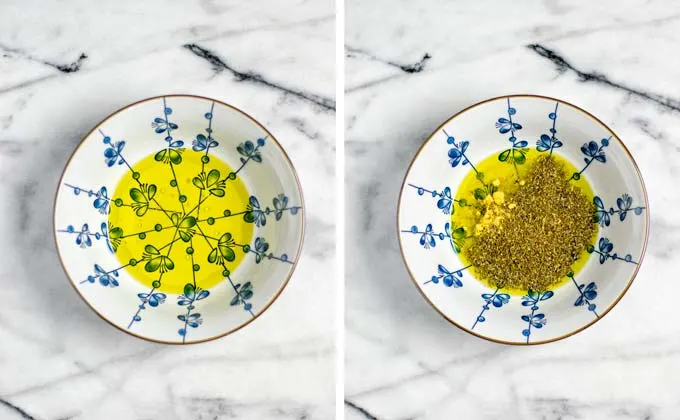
[54,95,305,344]
[398,95,648,345]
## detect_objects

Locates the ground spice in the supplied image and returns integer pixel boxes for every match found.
[465,154,596,290]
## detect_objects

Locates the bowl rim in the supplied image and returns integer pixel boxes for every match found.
[396,93,650,345]
[52,93,306,345]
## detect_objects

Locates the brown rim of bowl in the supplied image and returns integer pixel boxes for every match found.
[53,94,306,345]
[396,93,650,346]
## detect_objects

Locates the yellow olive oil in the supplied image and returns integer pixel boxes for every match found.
[108,151,253,294]
[451,149,598,295]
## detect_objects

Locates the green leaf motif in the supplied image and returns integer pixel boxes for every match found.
[108,226,123,252]
[145,258,160,272]
[184,283,196,299]
[130,188,145,203]
[145,244,160,255]
[207,169,220,187]
[169,149,182,164]
[154,149,166,162]
[192,176,204,190]
[180,216,196,228]
[473,188,487,200]
[498,149,511,162]
[207,233,236,264]
[109,226,123,239]
[513,149,527,164]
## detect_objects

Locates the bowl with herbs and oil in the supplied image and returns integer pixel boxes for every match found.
[398,95,648,344]
[54,95,304,344]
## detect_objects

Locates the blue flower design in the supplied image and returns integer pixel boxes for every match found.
[138,291,167,307]
[243,194,300,227]
[572,137,609,180]
[253,237,269,263]
[151,100,179,134]
[192,133,219,152]
[522,313,546,328]
[536,134,563,153]
[177,284,210,307]
[245,196,267,227]
[151,117,178,133]
[273,194,291,220]
[128,287,168,328]
[237,140,263,163]
[497,98,529,169]
[93,186,110,215]
[436,187,453,214]
[402,223,463,252]
[472,287,510,330]
[408,184,468,216]
[521,290,553,343]
[60,222,110,249]
[192,102,220,152]
[447,139,470,167]
[177,283,210,342]
[495,117,522,134]
[581,140,607,162]
[230,281,254,311]
[588,237,638,264]
[536,103,563,154]
[103,139,126,167]
[178,313,203,328]
[428,264,470,288]
[592,194,645,227]
[593,196,610,227]
[152,99,185,164]
[76,224,92,248]
[575,282,598,312]
[420,224,436,249]
[83,264,119,287]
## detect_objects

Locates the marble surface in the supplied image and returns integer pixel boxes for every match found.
[0,0,335,419]
[345,1,680,419]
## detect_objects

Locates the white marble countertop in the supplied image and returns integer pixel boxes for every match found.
[0,0,335,419]
[345,0,680,419]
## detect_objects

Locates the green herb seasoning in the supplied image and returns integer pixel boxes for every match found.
[453,151,597,292]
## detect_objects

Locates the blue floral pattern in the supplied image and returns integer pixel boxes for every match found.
[567,271,599,317]
[588,237,638,264]
[593,194,646,227]
[471,288,510,330]
[242,236,292,264]
[536,102,563,154]
[82,264,120,288]
[521,290,554,343]
[177,283,210,343]
[408,183,470,215]
[402,222,467,252]
[497,98,529,173]
[425,264,471,288]
[244,194,301,227]
[571,137,610,180]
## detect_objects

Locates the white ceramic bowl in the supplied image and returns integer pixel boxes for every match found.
[398,95,648,344]
[54,95,304,344]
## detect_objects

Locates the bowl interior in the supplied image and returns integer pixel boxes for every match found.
[54,95,304,343]
[398,95,648,344]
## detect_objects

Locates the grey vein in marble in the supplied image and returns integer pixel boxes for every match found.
[346,46,431,74]
[184,43,336,112]
[528,43,680,112]
[0,44,88,73]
